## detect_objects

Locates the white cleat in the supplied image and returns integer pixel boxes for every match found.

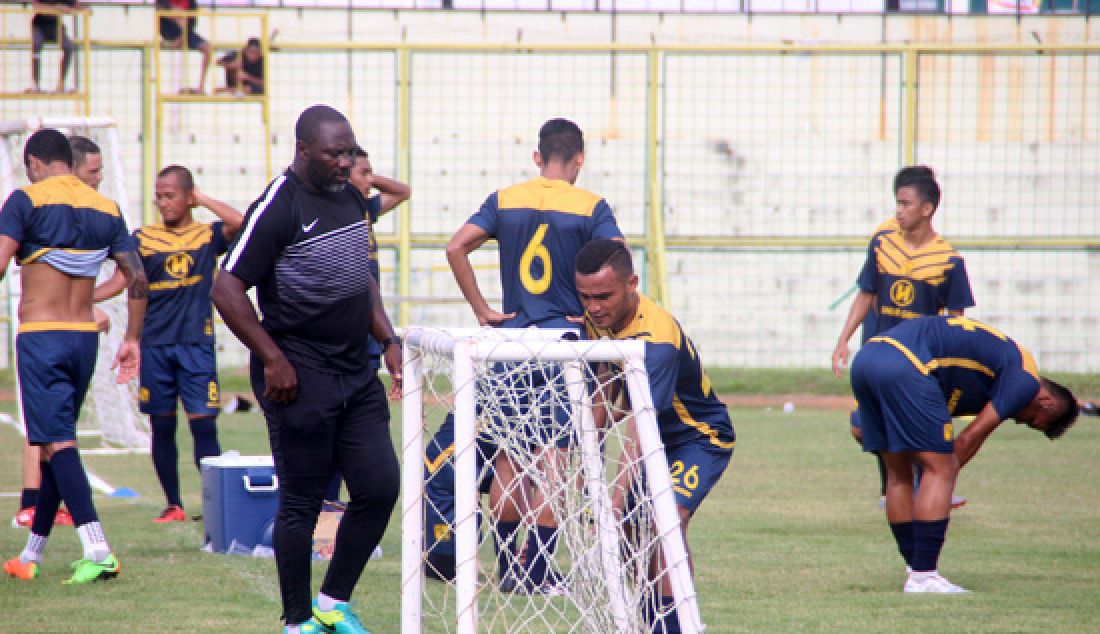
[904,571,970,594]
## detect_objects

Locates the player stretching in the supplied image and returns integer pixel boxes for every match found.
[575,239,734,634]
[851,315,1078,593]
[446,118,622,593]
[96,165,243,522]
[833,166,974,507]
[2,128,147,584]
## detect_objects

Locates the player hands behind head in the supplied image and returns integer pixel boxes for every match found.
[849,315,1078,594]
[1,128,148,585]
[575,239,734,634]
[445,118,623,595]
[94,164,244,523]
[832,165,975,507]
[213,104,401,634]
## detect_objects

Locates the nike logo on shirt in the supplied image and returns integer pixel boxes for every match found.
[302,218,319,232]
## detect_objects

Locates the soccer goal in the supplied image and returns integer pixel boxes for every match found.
[401,327,704,634]
[0,116,148,453]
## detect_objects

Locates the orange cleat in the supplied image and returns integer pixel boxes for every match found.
[11,507,34,528]
[153,505,187,523]
[4,556,39,580]
[55,507,74,526]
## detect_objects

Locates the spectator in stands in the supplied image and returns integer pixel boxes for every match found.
[29,0,79,93]
[216,37,265,96]
[156,0,210,95]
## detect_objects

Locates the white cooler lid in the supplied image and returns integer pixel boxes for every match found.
[200,452,274,468]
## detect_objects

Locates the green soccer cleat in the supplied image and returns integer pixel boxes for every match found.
[64,553,120,584]
[312,600,371,634]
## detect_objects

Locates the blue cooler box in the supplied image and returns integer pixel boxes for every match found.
[201,454,279,554]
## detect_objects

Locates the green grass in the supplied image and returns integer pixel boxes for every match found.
[1,387,1098,632]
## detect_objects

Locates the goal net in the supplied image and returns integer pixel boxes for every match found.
[401,327,704,634]
[0,116,149,452]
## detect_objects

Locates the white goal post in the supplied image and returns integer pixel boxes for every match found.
[401,326,704,634]
[0,116,148,452]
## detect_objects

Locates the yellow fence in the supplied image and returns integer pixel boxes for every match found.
[1,16,1098,369]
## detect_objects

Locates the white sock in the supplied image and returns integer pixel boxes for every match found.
[316,592,343,612]
[76,521,111,562]
[20,532,48,563]
[909,569,936,582]
[283,625,301,634]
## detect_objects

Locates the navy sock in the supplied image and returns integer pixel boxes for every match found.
[889,521,915,567]
[151,414,182,508]
[874,452,887,496]
[49,447,98,526]
[19,487,39,510]
[30,463,60,536]
[324,471,343,502]
[495,520,521,579]
[188,415,221,470]
[911,518,950,572]
[523,525,558,585]
[652,596,681,634]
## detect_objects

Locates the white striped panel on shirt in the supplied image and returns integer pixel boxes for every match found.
[224,174,287,273]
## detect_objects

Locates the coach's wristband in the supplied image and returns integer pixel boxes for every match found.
[381,336,402,349]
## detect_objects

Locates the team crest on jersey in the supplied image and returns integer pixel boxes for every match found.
[165,252,194,279]
[889,279,916,307]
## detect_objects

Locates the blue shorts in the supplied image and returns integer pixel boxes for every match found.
[848,399,862,430]
[139,343,221,415]
[665,441,732,513]
[17,328,98,444]
[481,362,573,450]
[850,341,954,454]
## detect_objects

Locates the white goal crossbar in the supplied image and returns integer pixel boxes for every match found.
[401,326,703,634]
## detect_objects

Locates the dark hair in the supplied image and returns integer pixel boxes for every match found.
[69,135,101,168]
[24,128,72,169]
[157,164,195,191]
[1039,377,1079,440]
[245,37,261,49]
[538,118,584,164]
[575,239,632,277]
[354,145,368,159]
[893,165,941,211]
[295,104,348,145]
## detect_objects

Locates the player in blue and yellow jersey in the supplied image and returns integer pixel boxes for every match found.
[96,165,243,522]
[833,166,975,506]
[576,239,733,634]
[851,315,1078,594]
[1,128,148,584]
[446,119,623,593]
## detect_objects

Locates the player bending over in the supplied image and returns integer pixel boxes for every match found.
[850,315,1078,593]
[576,239,734,633]
[833,166,974,508]
[2,128,147,584]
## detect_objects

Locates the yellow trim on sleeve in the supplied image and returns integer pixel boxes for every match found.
[424,444,455,475]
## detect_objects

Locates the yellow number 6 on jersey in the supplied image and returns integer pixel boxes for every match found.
[520,223,552,295]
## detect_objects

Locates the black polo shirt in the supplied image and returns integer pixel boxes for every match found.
[223,169,375,374]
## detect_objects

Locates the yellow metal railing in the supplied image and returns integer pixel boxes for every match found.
[0,6,92,113]
[4,35,1100,328]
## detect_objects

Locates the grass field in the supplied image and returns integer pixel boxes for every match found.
[0,368,1098,633]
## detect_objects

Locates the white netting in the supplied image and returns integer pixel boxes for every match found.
[402,327,702,634]
[1,117,149,451]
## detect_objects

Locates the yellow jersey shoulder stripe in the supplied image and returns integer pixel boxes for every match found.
[137,223,214,254]
[613,294,682,348]
[23,175,120,217]
[497,177,602,218]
